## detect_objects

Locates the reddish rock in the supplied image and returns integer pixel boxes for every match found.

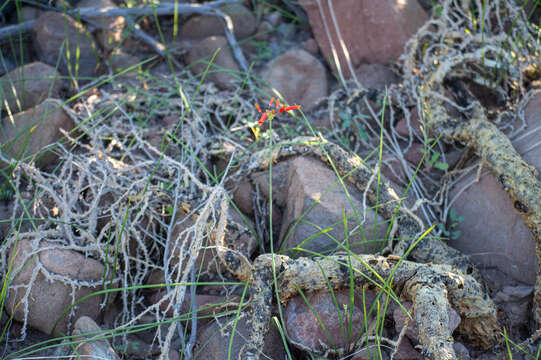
[0,62,63,114]
[250,159,292,207]
[300,0,428,77]
[280,157,388,255]
[303,38,319,55]
[393,302,460,344]
[194,316,286,359]
[494,285,533,330]
[448,92,541,285]
[32,11,98,79]
[233,181,254,216]
[72,316,120,360]
[263,49,328,112]
[184,36,240,90]
[403,143,425,166]
[395,108,422,138]
[285,289,378,354]
[6,239,109,335]
[1,99,75,167]
[182,4,256,40]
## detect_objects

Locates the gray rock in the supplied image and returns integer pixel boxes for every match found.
[32,11,98,79]
[280,156,388,255]
[72,316,120,360]
[1,98,75,167]
[0,62,63,114]
[263,49,328,112]
[184,36,240,90]
[6,239,108,335]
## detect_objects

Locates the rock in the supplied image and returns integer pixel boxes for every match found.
[32,11,98,79]
[303,38,319,55]
[109,49,141,74]
[233,181,254,216]
[184,36,240,90]
[21,6,44,21]
[253,21,273,41]
[250,159,292,207]
[0,62,63,114]
[72,316,120,360]
[494,285,533,330]
[263,49,327,112]
[448,91,541,285]
[267,11,282,27]
[403,143,425,166]
[393,302,460,344]
[300,0,428,77]
[194,315,286,359]
[280,157,388,255]
[181,4,256,40]
[395,108,422,138]
[78,0,125,52]
[1,98,75,167]
[169,206,255,276]
[5,238,109,335]
[355,63,399,91]
[453,342,470,360]
[285,289,378,354]
[449,170,537,285]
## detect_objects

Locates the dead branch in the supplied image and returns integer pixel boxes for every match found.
[0,0,249,72]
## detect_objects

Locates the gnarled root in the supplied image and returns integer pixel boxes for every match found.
[239,253,498,360]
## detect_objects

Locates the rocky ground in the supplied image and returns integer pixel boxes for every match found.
[0,0,540,359]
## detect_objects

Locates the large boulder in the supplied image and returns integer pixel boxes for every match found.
[280,157,388,255]
[5,238,109,335]
[182,4,256,40]
[300,0,428,77]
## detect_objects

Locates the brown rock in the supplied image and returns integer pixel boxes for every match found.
[6,239,109,335]
[285,289,378,354]
[449,172,537,284]
[185,36,240,90]
[355,63,399,91]
[263,49,328,112]
[494,285,533,329]
[72,316,120,360]
[233,181,254,216]
[1,98,75,167]
[21,6,44,21]
[393,302,460,344]
[300,0,428,77]
[403,143,425,166]
[32,11,99,79]
[395,108,422,138]
[78,0,125,52]
[250,159,292,207]
[280,157,388,255]
[109,49,141,74]
[182,4,256,40]
[449,92,541,286]
[194,315,286,360]
[303,38,319,55]
[0,62,63,114]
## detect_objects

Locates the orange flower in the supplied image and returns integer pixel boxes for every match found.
[254,101,301,126]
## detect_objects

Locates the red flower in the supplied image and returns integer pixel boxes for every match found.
[254,101,301,126]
